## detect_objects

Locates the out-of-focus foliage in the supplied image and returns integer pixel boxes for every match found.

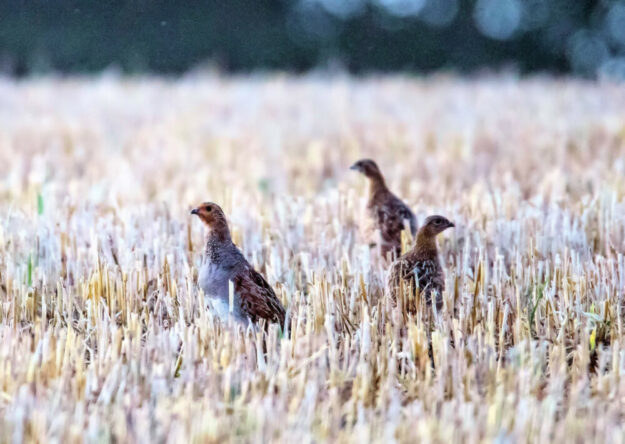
[0,0,624,78]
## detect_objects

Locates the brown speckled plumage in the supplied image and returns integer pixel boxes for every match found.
[386,215,454,313]
[351,159,416,259]
[191,202,286,327]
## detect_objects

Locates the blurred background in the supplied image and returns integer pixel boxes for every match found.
[1,0,625,79]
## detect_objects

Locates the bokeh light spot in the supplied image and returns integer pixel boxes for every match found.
[419,0,459,27]
[566,30,609,75]
[606,2,625,46]
[474,0,523,41]
[376,0,426,17]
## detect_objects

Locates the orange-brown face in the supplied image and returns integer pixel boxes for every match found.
[190,202,226,227]
[350,159,382,178]
[420,215,455,237]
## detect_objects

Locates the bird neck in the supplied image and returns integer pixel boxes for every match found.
[413,231,438,257]
[204,222,233,258]
[367,173,388,197]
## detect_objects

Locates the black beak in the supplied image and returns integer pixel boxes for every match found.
[190,208,199,215]
[350,163,359,171]
[448,222,455,228]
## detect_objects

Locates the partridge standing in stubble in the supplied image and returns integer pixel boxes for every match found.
[191,202,286,328]
[350,159,417,259]
[386,215,454,313]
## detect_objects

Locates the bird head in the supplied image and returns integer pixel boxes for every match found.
[190,202,228,229]
[350,159,382,179]
[419,215,455,238]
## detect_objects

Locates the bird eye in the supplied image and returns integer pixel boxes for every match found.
[205,206,212,212]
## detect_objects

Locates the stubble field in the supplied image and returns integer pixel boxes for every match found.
[1,74,625,443]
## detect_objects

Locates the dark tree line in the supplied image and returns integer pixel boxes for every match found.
[0,0,615,76]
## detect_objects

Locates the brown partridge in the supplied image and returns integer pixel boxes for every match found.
[350,159,417,259]
[386,215,454,313]
[191,202,286,328]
